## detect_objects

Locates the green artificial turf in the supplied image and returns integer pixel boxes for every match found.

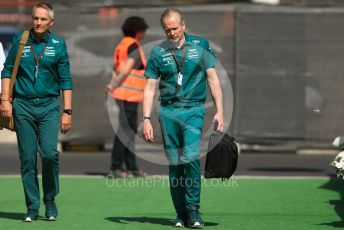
[0,176,343,230]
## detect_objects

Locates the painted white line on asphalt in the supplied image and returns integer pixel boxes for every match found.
[296,149,338,155]
[0,129,17,143]
[251,0,279,5]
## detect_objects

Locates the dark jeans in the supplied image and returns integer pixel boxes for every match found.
[111,99,139,171]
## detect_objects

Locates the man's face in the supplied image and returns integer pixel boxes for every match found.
[32,7,54,35]
[162,13,185,43]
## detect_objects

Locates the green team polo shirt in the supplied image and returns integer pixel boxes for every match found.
[144,33,217,107]
[1,29,73,98]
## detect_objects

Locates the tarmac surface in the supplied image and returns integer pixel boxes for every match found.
[0,142,337,177]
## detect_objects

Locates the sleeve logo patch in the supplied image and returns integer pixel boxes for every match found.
[52,39,60,44]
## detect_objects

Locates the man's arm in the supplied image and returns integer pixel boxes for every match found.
[142,78,157,142]
[60,89,72,134]
[57,41,73,134]
[206,68,224,132]
[0,35,19,117]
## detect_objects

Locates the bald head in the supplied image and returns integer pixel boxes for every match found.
[160,8,184,27]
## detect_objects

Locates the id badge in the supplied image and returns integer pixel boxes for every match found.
[35,65,39,78]
[177,72,183,86]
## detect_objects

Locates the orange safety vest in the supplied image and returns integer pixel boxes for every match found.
[111,36,147,103]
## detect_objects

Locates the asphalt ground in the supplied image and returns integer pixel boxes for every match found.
[0,143,337,177]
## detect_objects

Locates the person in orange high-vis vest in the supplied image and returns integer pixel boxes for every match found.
[106,16,148,178]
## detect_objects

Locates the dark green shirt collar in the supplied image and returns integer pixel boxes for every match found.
[184,32,193,46]
[29,28,50,43]
[164,32,192,50]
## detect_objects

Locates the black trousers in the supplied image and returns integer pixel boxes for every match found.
[111,99,139,171]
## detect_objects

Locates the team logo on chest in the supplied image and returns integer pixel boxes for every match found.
[45,47,56,57]
[187,48,199,59]
[22,46,31,58]
[162,52,173,66]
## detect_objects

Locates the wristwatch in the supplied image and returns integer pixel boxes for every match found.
[63,109,73,115]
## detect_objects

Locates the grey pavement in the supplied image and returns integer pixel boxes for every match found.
[0,143,337,177]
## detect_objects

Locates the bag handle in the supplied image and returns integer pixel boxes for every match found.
[8,30,30,98]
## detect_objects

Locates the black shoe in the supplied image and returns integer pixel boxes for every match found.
[24,209,38,222]
[129,169,147,177]
[45,199,58,220]
[107,169,129,178]
[187,207,203,228]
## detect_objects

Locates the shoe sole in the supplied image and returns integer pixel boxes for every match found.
[175,222,184,227]
[188,222,203,229]
[47,216,57,221]
[23,217,37,222]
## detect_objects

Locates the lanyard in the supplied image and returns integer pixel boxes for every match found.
[170,46,187,86]
[170,46,187,73]
[30,42,48,78]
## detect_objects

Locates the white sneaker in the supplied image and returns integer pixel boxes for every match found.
[24,217,33,222]
[24,210,38,222]
[47,216,56,221]
[192,221,202,228]
[175,221,184,227]
[175,216,185,228]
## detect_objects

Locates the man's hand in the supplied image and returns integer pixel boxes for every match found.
[60,113,72,134]
[105,84,114,94]
[143,119,154,142]
[105,70,120,94]
[0,100,13,117]
[213,112,224,132]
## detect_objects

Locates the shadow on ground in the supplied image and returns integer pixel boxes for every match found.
[0,211,24,221]
[106,216,219,227]
[249,167,323,172]
[84,172,108,177]
[319,177,344,228]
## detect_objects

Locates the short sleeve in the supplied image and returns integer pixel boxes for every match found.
[144,50,160,79]
[128,43,144,70]
[202,39,217,70]
[128,43,140,60]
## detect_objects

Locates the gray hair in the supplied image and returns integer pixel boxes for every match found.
[32,1,54,20]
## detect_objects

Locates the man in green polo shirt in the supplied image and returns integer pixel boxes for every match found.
[0,2,73,222]
[143,8,224,228]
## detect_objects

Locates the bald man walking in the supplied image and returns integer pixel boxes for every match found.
[142,8,224,228]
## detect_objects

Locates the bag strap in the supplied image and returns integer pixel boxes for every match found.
[8,30,30,97]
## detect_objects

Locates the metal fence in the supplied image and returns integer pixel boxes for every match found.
[234,5,344,147]
[1,3,344,149]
